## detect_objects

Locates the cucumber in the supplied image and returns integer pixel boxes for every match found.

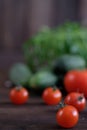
[53,55,86,75]
[29,71,57,90]
[9,63,32,85]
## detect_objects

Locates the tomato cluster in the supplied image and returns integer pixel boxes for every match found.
[42,87,86,128]
[9,70,87,128]
[41,69,87,128]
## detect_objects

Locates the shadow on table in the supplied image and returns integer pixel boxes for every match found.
[0,101,46,108]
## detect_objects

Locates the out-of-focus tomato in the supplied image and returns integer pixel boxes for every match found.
[64,70,79,92]
[64,70,87,98]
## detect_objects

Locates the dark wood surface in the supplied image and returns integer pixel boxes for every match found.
[0,87,86,130]
[0,1,86,129]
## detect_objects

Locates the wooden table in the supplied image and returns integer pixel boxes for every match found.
[0,87,86,130]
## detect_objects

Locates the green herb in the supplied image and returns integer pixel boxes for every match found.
[23,22,87,72]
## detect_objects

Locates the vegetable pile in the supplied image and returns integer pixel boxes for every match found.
[8,69,87,128]
[23,22,87,72]
[6,22,87,129]
[9,22,87,93]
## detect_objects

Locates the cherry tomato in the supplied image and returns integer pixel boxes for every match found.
[64,92,86,112]
[82,69,87,74]
[10,86,29,105]
[64,70,79,92]
[42,87,62,105]
[64,70,87,97]
[56,105,79,128]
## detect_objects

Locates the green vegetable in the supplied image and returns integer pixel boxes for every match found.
[53,54,86,75]
[9,63,32,85]
[23,22,87,72]
[29,71,57,90]
[23,27,59,72]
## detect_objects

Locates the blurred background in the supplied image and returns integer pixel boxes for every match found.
[0,0,87,86]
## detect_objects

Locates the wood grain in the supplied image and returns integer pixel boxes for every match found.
[0,0,79,50]
[0,87,87,130]
[0,1,87,129]
[0,0,80,85]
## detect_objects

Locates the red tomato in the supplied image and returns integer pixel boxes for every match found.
[64,70,79,92]
[10,86,29,105]
[42,87,62,105]
[64,92,86,112]
[64,70,87,97]
[82,69,87,74]
[56,105,79,128]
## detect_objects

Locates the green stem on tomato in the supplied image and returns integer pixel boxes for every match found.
[78,94,84,101]
[56,102,66,110]
[53,86,57,91]
[15,85,22,91]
